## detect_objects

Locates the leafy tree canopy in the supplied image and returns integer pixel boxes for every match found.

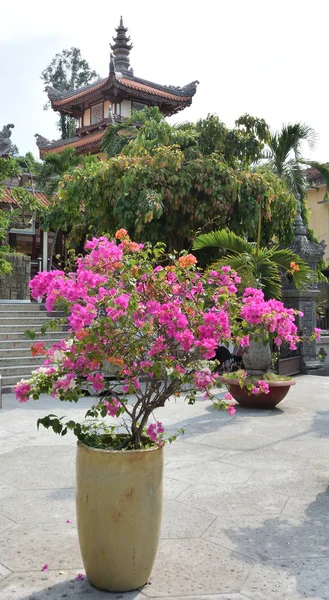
[54,109,296,251]
[41,47,99,140]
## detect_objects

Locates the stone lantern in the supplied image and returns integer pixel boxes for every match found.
[283,198,326,371]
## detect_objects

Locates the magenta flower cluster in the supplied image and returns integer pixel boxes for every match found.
[15,231,306,448]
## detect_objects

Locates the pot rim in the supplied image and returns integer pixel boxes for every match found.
[77,440,163,455]
[220,377,296,388]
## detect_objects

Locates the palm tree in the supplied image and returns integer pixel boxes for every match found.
[265,122,329,199]
[193,229,312,300]
[36,147,84,196]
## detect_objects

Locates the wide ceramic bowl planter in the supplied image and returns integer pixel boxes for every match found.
[76,440,164,592]
[220,378,296,409]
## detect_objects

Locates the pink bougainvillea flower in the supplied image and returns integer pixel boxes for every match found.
[258,380,270,394]
[104,398,121,417]
[146,422,164,446]
[314,327,321,341]
[41,564,49,572]
[227,405,236,416]
[66,519,72,524]
[76,573,85,581]
[224,392,234,402]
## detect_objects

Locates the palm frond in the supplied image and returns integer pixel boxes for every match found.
[269,248,313,289]
[193,229,253,255]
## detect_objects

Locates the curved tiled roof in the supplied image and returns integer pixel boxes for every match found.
[40,130,105,156]
[117,78,190,101]
[0,188,50,207]
[52,78,109,107]
[51,75,194,109]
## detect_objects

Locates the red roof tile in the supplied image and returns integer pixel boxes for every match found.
[0,189,50,207]
[40,131,105,156]
[118,78,190,102]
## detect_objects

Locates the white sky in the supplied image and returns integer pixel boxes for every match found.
[1,0,329,160]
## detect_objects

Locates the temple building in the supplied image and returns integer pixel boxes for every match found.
[36,18,199,157]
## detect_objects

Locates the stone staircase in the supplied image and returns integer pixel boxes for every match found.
[0,303,68,394]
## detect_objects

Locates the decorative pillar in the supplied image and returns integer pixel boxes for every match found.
[283,198,326,371]
[42,230,49,272]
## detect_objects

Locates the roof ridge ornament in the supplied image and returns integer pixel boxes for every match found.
[110,17,134,76]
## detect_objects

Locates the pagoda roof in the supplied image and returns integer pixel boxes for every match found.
[39,130,105,157]
[47,73,198,113]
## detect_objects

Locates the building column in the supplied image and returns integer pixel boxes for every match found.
[42,230,48,271]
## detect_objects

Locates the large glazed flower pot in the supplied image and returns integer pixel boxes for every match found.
[76,441,163,592]
[221,378,296,409]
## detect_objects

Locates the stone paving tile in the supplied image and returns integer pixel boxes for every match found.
[0,445,75,470]
[0,523,82,571]
[199,431,273,452]
[0,481,16,501]
[143,539,252,597]
[176,482,288,517]
[203,513,329,559]
[274,435,329,458]
[163,441,227,462]
[0,513,16,534]
[0,461,75,490]
[247,467,329,497]
[163,477,190,500]
[0,571,148,600]
[161,500,215,539]
[241,557,329,600]
[220,448,308,471]
[0,563,10,585]
[0,488,75,524]
[148,596,253,600]
[282,491,329,524]
[165,460,252,486]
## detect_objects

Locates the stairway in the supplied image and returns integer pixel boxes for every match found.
[0,303,69,394]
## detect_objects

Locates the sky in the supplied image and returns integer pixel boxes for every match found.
[1,0,329,160]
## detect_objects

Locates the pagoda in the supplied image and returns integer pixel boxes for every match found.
[36,18,199,157]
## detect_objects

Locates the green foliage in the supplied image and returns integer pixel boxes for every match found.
[41,47,99,139]
[58,111,297,251]
[265,122,320,199]
[15,152,41,176]
[193,229,313,299]
[0,156,45,274]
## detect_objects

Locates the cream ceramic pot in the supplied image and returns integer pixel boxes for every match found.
[76,441,163,591]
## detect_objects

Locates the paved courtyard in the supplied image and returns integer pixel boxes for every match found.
[0,374,328,599]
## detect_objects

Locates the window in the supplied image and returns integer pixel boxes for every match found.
[132,101,148,112]
[91,103,104,124]
[112,102,121,116]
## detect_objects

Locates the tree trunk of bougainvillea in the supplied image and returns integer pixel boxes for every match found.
[242,337,272,375]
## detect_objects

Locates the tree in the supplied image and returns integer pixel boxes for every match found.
[41,48,99,139]
[264,122,329,212]
[0,157,45,274]
[55,109,296,252]
[36,147,83,196]
[193,229,312,300]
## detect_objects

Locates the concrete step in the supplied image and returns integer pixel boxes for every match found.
[0,355,46,367]
[0,303,44,311]
[0,317,67,326]
[0,324,69,334]
[0,332,69,345]
[0,311,65,319]
[0,337,68,350]
[0,346,53,358]
[0,364,48,378]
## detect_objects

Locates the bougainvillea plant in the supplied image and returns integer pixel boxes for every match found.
[15,230,303,450]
